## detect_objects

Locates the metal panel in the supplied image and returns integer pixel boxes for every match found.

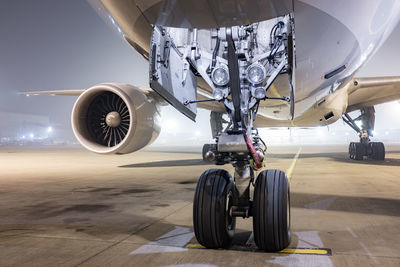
[149,26,197,121]
[217,133,248,152]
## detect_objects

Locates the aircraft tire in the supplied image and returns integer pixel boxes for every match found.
[253,169,291,251]
[349,142,355,159]
[370,142,385,160]
[193,169,236,248]
[353,142,365,160]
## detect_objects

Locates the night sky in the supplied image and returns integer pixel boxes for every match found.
[1,1,400,144]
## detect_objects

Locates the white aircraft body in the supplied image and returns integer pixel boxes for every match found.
[25,0,400,251]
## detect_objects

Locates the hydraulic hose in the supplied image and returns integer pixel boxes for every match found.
[243,130,262,169]
[211,38,220,71]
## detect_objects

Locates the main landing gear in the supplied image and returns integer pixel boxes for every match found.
[348,141,385,160]
[343,107,385,161]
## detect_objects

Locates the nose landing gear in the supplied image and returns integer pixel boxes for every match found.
[188,15,295,251]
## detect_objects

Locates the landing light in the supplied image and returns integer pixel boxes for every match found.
[253,87,266,100]
[213,89,225,101]
[211,65,229,86]
[246,63,266,85]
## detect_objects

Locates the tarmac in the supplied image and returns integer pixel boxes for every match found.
[0,144,399,266]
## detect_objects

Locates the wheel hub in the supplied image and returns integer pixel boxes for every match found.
[105,111,121,128]
[226,191,234,230]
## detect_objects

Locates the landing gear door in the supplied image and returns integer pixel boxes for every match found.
[149,26,197,121]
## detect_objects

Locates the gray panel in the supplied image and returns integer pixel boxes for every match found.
[149,26,197,121]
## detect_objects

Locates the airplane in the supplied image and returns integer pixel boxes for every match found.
[23,0,400,252]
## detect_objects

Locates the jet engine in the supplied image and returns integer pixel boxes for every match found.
[71,83,161,154]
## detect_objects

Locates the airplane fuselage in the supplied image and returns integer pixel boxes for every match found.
[90,0,400,127]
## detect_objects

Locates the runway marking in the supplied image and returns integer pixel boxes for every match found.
[245,232,254,247]
[279,248,331,256]
[267,253,334,266]
[186,244,206,249]
[186,243,331,256]
[346,226,358,238]
[359,241,379,264]
[286,147,302,180]
[295,231,324,248]
[130,226,194,255]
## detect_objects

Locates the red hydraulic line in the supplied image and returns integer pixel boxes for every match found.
[243,130,262,169]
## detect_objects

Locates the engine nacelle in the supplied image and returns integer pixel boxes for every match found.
[72,83,161,154]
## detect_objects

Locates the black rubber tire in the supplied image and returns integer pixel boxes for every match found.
[349,142,355,159]
[253,169,291,252]
[353,142,365,160]
[193,169,236,248]
[371,142,385,160]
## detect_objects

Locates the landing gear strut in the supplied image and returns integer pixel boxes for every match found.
[343,107,385,160]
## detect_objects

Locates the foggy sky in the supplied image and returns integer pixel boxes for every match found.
[1,1,400,144]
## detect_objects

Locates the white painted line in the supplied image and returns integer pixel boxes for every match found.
[295,231,324,248]
[245,232,254,247]
[130,226,195,255]
[346,226,358,238]
[359,241,379,264]
[267,254,334,267]
[286,147,302,181]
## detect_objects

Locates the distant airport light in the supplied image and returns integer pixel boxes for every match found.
[29,133,34,139]
[163,119,178,134]
[22,136,26,139]
[47,126,53,133]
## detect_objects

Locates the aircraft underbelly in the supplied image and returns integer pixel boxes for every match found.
[95,0,400,126]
